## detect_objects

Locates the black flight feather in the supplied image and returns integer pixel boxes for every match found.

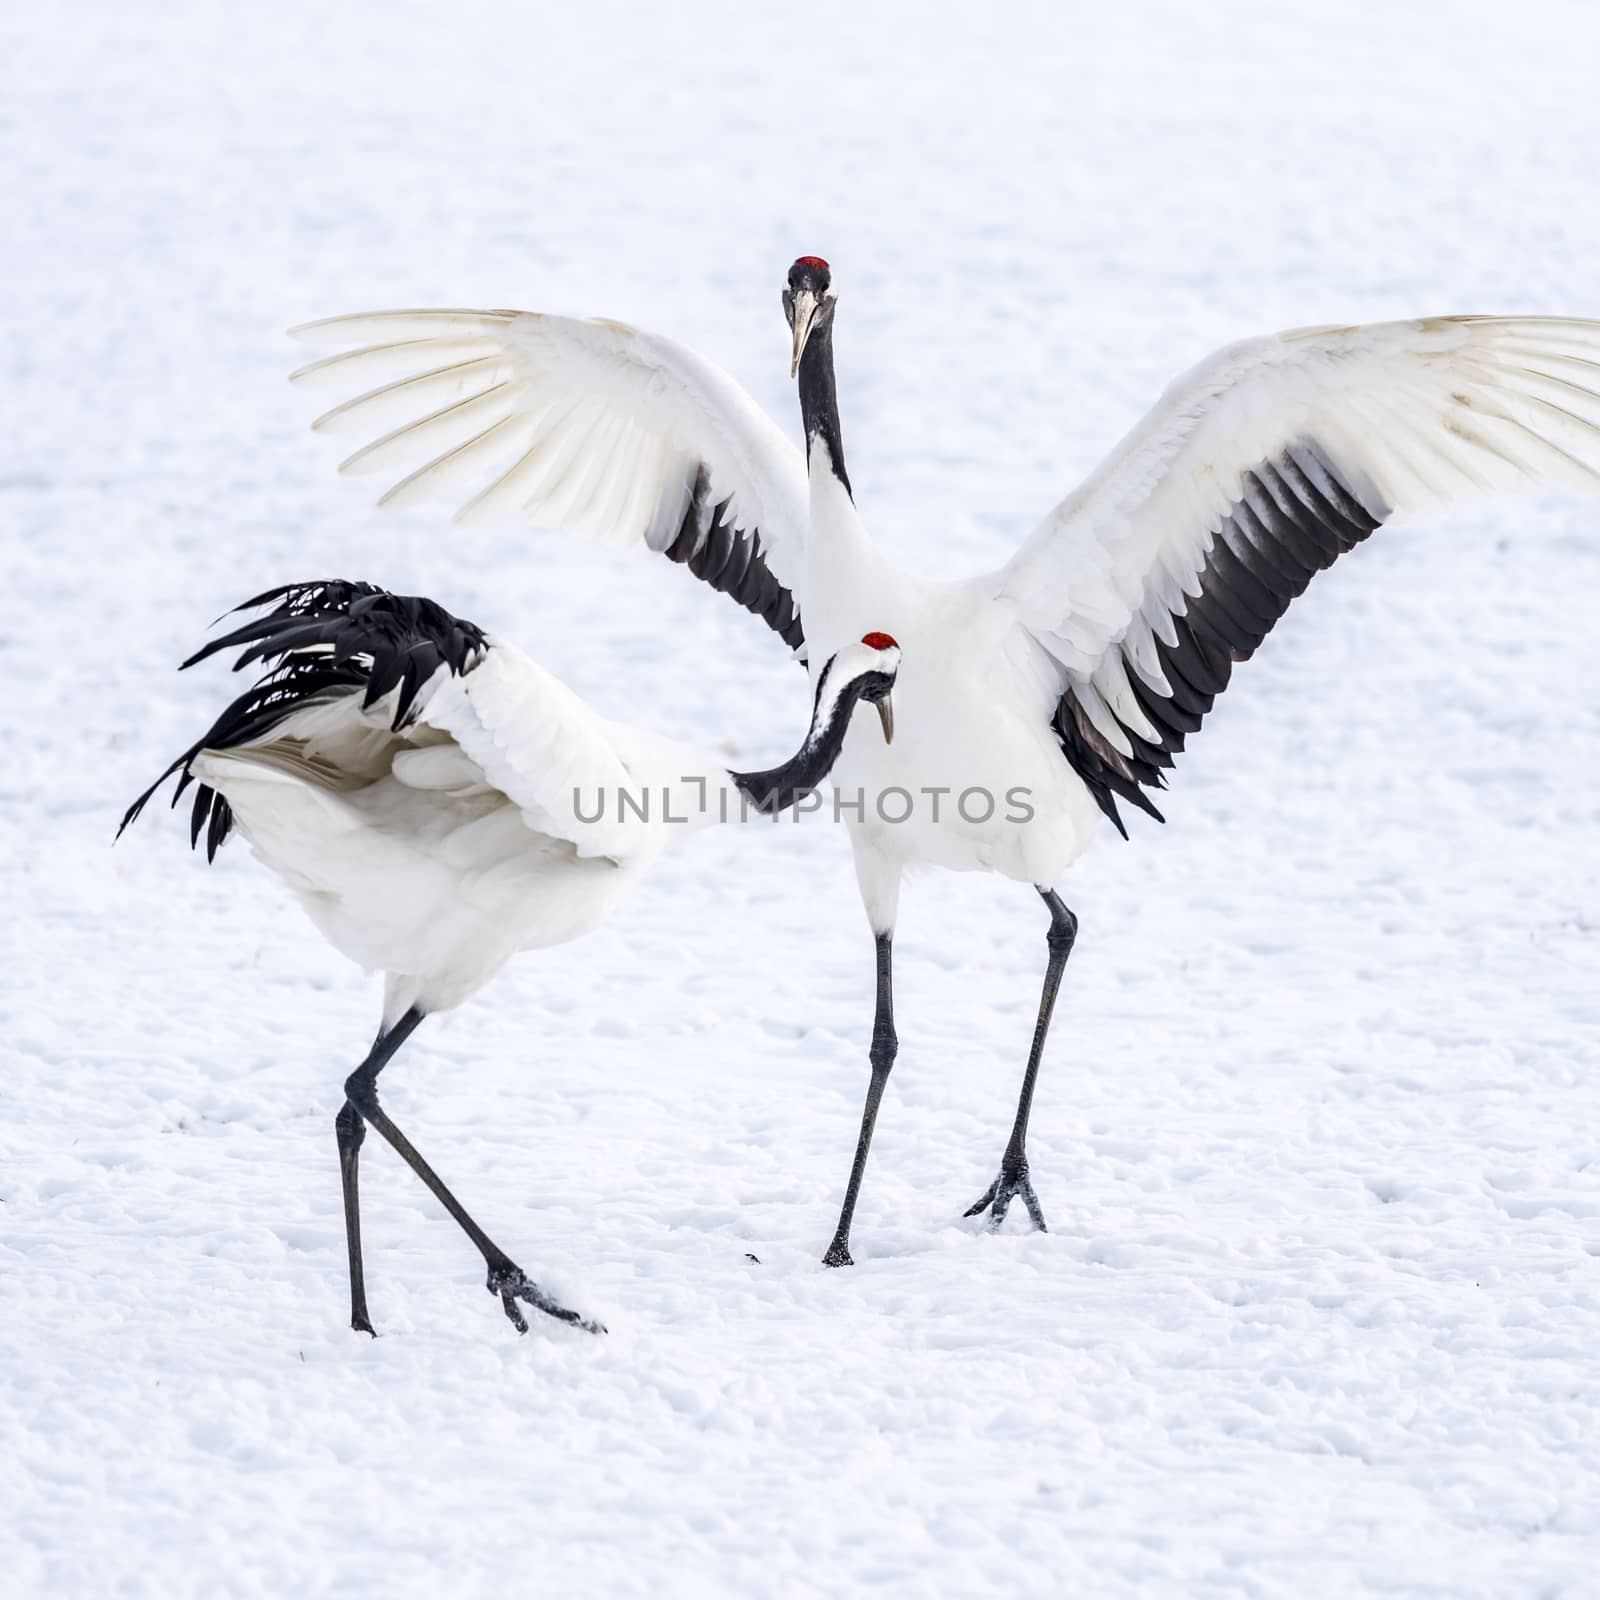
[1052,439,1387,836]
[118,580,489,857]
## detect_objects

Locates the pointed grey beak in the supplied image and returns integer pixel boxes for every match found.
[875,693,894,745]
[790,289,820,379]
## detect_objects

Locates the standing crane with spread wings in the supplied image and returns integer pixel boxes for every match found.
[290,261,1600,1267]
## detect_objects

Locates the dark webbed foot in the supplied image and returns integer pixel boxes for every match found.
[821,1238,854,1269]
[486,1263,606,1336]
[965,1155,1048,1233]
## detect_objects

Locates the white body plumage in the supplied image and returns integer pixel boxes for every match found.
[190,644,688,1024]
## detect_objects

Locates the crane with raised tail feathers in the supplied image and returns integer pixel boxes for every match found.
[120,579,900,1330]
[289,262,1600,1266]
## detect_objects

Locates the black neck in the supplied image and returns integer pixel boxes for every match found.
[798,312,851,499]
[731,664,866,815]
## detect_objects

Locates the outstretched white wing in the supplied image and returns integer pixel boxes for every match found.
[291,309,808,653]
[995,316,1600,829]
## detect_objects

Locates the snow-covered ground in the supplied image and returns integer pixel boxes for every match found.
[5,1,1600,1594]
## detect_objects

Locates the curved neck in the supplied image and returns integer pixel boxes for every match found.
[730,662,865,815]
[798,313,851,499]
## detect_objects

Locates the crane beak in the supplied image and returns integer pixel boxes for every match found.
[875,693,895,745]
[789,289,820,378]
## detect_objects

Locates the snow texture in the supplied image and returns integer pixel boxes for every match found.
[4,2,1600,1595]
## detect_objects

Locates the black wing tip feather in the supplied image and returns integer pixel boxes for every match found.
[118,579,489,857]
[1054,437,1385,837]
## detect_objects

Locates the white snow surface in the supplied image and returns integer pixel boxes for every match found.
[5,2,1600,1595]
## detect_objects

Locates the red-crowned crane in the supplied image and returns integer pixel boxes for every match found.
[120,579,899,1330]
[289,268,1600,1265]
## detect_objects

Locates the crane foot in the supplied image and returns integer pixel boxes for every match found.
[965,1156,1048,1233]
[485,1263,606,1336]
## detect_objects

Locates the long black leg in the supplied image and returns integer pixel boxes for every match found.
[336,1100,374,1335]
[823,931,897,1267]
[336,1007,603,1336]
[965,888,1078,1232]
[335,1008,422,1335]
